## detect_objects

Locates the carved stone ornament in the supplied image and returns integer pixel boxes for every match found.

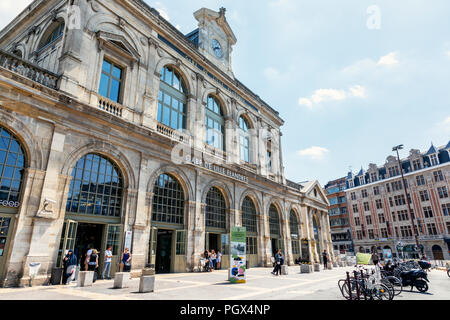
[157,48,163,57]
[140,37,147,46]
[91,1,100,12]
[37,199,56,218]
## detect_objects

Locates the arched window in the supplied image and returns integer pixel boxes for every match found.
[0,126,26,204]
[290,211,299,236]
[242,196,257,234]
[205,187,227,230]
[269,204,281,237]
[66,154,123,217]
[39,21,65,50]
[290,210,300,255]
[152,173,185,225]
[205,96,225,151]
[157,66,187,130]
[239,116,250,163]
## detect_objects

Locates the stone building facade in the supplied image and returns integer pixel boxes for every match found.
[345,144,450,260]
[324,177,353,255]
[0,1,331,287]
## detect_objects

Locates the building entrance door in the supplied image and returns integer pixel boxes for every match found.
[156,230,173,274]
[432,245,444,260]
[74,223,103,271]
[0,215,14,279]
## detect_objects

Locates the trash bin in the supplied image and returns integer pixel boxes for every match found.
[28,262,41,287]
[50,267,63,285]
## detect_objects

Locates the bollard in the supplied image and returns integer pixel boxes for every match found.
[361,270,367,300]
[346,272,352,300]
[353,271,361,300]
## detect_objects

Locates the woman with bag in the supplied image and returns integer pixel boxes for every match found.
[63,249,77,285]
[271,249,282,276]
[121,248,132,272]
[87,249,99,282]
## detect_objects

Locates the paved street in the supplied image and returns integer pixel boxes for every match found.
[0,266,448,300]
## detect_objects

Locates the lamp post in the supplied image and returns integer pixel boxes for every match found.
[392,144,423,258]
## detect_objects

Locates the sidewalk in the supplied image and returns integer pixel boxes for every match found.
[0,266,448,300]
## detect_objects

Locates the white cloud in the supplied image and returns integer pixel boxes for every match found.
[263,67,281,80]
[443,117,450,125]
[446,51,450,58]
[298,85,366,109]
[297,146,329,160]
[154,2,170,21]
[377,52,399,66]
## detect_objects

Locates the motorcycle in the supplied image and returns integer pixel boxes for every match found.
[418,260,432,272]
[400,269,429,292]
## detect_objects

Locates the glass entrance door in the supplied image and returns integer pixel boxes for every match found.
[57,220,78,268]
[0,216,13,278]
[148,227,157,269]
[105,224,122,276]
[156,230,173,273]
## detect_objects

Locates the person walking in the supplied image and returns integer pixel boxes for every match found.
[102,246,113,280]
[210,250,217,270]
[121,248,132,272]
[322,250,328,270]
[372,250,379,266]
[62,249,77,285]
[87,249,99,282]
[271,249,282,276]
[216,251,222,270]
[84,246,93,271]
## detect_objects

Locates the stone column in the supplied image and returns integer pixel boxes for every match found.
[185,200,197,271]
[142,38,160,130]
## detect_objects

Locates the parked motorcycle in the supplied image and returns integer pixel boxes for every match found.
[400,269,429,292]
[418,260,431,272]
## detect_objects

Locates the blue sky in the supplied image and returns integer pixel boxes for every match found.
[2,1,450,186]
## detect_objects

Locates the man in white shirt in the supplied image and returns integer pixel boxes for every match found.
[102,246,113,280]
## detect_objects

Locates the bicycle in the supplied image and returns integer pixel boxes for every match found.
[339,267,393,300]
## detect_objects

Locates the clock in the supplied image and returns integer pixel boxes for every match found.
[211,39,223,58]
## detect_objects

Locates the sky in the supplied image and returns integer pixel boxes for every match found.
[1,0,450,186]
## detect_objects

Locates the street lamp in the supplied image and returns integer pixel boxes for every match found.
[392,144,423,258]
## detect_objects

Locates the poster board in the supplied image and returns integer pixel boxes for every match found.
[356,253,372,265]
[229,227,246,284]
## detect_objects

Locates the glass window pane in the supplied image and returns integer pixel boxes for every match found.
[99,73,110,97]
[102,60,111,73]
[109,80,121,102]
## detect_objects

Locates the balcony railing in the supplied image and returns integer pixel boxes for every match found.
[97,95,124,118]
[204,143,227,162]
[286,179,303,191]
[0,49,59,90]
[156,122,191,144]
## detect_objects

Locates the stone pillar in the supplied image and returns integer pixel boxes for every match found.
[193,74,206,151]
[142,38,160,130]
[185,200,197,271]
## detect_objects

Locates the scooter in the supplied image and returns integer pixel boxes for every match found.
[400,269,429,292]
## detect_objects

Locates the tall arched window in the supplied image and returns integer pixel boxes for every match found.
[38,21,65,51]
[66,154,123,217]
[205,96,225,151]
[158,66,187,130]
[0,126,26,204]
[239,116,250,163]
[269,204,281,237]
[205,187,227,230]
[152,173,185,225]
[290,210,300,255]
[242,196,257,234]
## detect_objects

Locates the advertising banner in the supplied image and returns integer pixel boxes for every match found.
[383,249,392,261]
[356,253,372,265]
[230,227,246,284]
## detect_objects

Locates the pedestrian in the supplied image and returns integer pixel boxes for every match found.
[102,246,113,280]
[372,250,379,266]
[216,251,222,270]
[211,250,217,270]
[87,249,99,282]
[271,249,282,276]
[62,249,77,285]
[322,250,328,270]
[84,246,93,271]
[121,248,132,272]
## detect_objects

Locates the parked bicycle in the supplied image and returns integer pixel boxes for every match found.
[338,267,393,300]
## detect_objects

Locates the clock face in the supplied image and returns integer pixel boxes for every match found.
[211,39,223,58]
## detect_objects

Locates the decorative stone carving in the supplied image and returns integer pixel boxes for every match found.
[36,198,56,218]
[91,1,100,12]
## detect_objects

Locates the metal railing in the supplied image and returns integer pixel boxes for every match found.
[0,49,59,90]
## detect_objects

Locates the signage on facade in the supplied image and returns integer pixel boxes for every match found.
[187,156,249,183]
[229,227,246,284]
[124,231,132,251]
[0,201,20,208]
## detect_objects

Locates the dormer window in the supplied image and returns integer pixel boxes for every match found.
[388,166,400,177]
[359,176,364,185]
[412,159,422,171]
[370,172,378,182]
[429,154,439,166]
